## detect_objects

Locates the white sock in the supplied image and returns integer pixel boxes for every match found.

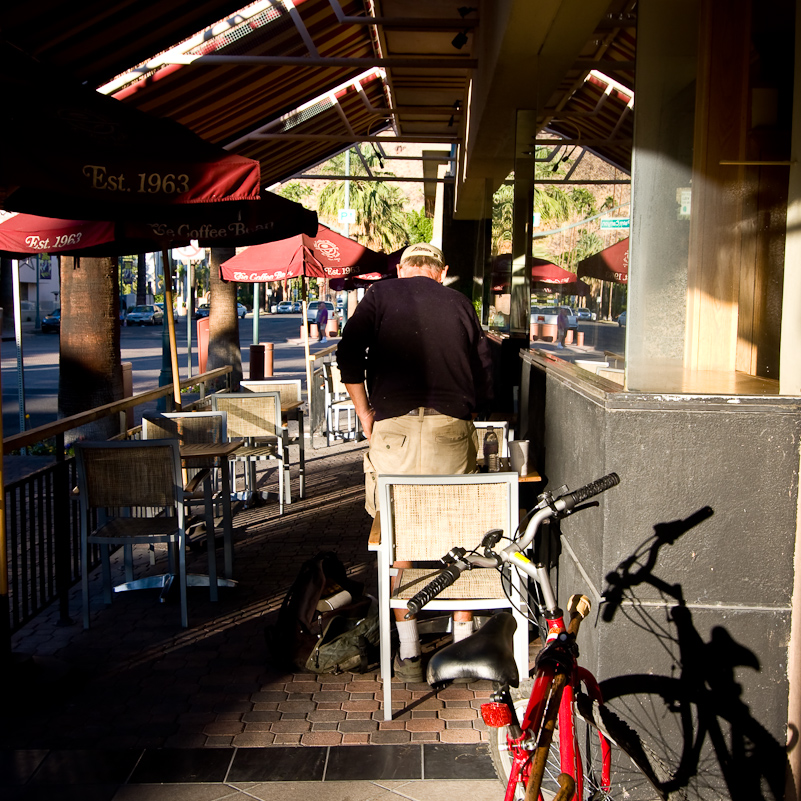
[452,619,474,643]
[396,618,421,660]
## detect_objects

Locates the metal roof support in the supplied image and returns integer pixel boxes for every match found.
[160,54,477,69]
[327,0,479,30]
[284,0,319,57]
[244,134,460,144]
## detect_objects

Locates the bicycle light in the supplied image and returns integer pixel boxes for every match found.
[481,702,512,727]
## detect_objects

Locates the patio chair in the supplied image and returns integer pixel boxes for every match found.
[473,420,510,464]
[142,410,236,594]
[371,472,527,720]
[76,439,190,629]
[322,361,360,445]
[240,379,305,498]
[211,391,290,512]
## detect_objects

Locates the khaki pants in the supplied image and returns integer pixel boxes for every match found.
[364,411,478,517]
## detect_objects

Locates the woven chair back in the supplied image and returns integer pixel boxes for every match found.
[77,441,180,509]
[390,481,511,563]
[143,413,225,445]
[327,363,348,395]
[241,380,302,404]
[212,392,281,439]
[143,411,226,469]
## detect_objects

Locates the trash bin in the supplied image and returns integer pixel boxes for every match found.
[197,317,210,373]
[250,344,265,380]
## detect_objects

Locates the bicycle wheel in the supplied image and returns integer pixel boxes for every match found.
[600,674,786,801]
[488,679,670,800]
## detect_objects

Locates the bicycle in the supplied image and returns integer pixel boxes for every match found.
[404,473,679,801]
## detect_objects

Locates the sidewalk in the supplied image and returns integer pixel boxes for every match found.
[2,435,506,798]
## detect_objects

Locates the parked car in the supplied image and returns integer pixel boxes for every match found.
[306,300,341,332]
[276,301,294,314]
[19,300,36,322]
[41,308,60,333]
[154,302,177,319]
[530,305,578,332]
[576,308,596,321]
[617,310,627,327]
[126,304,164,326]
[194,302,247,319]
[292,301,302,313]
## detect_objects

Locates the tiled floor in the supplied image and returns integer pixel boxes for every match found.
[2,435,511,797]
[3,744,500,800]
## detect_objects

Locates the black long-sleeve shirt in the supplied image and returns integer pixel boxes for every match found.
[336,276,493,421]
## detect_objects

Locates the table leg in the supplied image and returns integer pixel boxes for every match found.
[298,411,305,499]
[220,461,234,579]
[203,476,219,602]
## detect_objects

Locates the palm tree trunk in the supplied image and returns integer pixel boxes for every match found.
[59,255,123,441]
[136,253,147,305]
[208,248,242,390]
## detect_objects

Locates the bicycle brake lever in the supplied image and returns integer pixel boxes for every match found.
[559,500,600,517]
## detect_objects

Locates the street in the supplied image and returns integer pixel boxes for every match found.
[1,312,319,436]
[1,314,625,438]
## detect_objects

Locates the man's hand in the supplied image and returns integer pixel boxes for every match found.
[344,382,374,441]
[356,407,375,441]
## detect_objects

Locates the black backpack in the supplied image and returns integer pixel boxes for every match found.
[265,551,379,674]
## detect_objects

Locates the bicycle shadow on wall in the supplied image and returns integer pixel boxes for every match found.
[597,507,789,801]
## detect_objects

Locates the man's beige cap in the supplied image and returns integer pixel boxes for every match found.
[400,242,444,265]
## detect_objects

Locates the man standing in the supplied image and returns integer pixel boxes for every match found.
[316,299,329,342]
[556,306,568,349]
[337,242,493,681]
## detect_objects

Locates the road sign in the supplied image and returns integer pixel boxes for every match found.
[338,209,356,224]
[600,218,630,230]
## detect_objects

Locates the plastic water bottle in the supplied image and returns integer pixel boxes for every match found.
[484,426,500,472]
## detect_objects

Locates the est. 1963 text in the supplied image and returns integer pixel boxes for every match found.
[83,165,190,194]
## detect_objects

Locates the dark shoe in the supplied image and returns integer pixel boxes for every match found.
[393,653,424,682]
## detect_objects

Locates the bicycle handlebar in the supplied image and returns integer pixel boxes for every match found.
[560,472,620,512]
[404,473,620,615]
[405,564,462,616]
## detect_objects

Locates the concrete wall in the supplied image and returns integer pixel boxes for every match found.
[520,352,799,798]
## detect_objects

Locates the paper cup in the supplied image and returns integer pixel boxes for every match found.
[509,440,529,476]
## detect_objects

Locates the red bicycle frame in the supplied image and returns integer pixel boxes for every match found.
[501,611,612,801]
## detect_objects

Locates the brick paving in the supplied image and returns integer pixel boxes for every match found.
[4,434,521,751]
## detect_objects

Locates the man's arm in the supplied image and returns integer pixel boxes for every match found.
[344,382,375,440]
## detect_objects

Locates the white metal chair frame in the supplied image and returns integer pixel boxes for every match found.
[322,362,360,445]
[473,420,510,459]
[76,439,190,628]
[142,410,236,592]
[373,472,527,721]
[211,391,290,512]
[239,379,306,500]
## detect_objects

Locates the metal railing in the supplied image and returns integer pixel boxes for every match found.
[3,367,233,640]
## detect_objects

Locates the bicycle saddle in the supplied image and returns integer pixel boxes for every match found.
[426,611,520,688]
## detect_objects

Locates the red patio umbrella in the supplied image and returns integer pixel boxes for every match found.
[0,198,318,259]
[577,238,629,284]
[0,41,261,221]
[491,255,584,291]
[219,223,386,282]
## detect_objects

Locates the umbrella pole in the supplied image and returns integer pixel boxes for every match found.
[0,335,9,661]
[302,278,312,417]
[162,250,183,410]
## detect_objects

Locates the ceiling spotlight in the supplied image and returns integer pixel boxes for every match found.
[452,29,469,49]
[457,6,477,17]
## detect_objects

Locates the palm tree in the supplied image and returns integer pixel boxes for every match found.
[317,146,409,251]
[59,255,123,441]
[207,248,242,390]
